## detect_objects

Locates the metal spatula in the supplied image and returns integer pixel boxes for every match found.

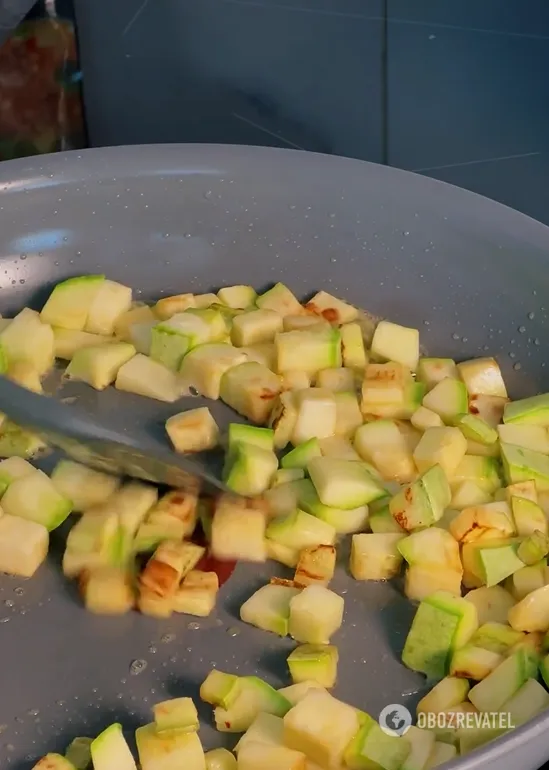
[0,375,228,494]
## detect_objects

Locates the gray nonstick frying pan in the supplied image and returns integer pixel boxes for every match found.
[0,144,549,770]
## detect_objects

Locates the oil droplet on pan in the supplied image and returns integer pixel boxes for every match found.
[129,659,148,676]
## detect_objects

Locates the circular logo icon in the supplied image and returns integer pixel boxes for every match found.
[379,704,412,737]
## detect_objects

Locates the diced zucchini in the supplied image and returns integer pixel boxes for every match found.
[402,591,479,679]
[33,754,76,769]
[240,584,301,636]
[0,514,49,577]
[454,413,498,446]
[416,677,470,714]
[65,342,136,390]
[150,313,210,370]
[6,361,43,393]
[281,369,312,391]
[498,424,549,453]
[288,644,338,688]
[507,562,546,601]
[256,283,303,316]
[451,455,501,493]
[237,742,305,770]
[137,589,175,619]
[273,468,305,485]
[397,527,461,572]
[140,540,199,599]
[333,391,363,438]
[173,570,219,617]
[50,460,120,511]
[1,307,55,375]
[451,481,492,510]
[350,533,404,581]
[305,291,358,325]
[464,538,524,587]
[518,531,549,565]
[288,584,344,644]
[449,501,515,544]
[417,358,458,391]
[371,320,419,371]
[267,509,336,550]
[241,342,277,370]
[404,565,462,602]
[231,309,282,347]
[179,342,247,400]
[466,438,501,458]
[508,584,549,632]
[275,329,342,376]
[228,423,274,453]
[166,407,219,453]
[344,713,411,770]
[308,456,385,509]
[294,544,336,587]
[154,293,196,320]
[512,496,548,536]
[282,438,322,469]
[217,284,257,309]
[291,388,337,444]
[354,420,415,483]
[318,435,361,461]
[81,567,134,615]
[450,644,503,680]
[283,314,330,333]
[264,478,309,517]
[205,748,237,770]
[40,275,105,331]
[210,495,267,561]
[340,322,368,371]
[411,406,444,431]
[422,377,468,424]
[0,456,37,491]
[457,357,507,398]
[128,320,157,355]
[413,427,467,476]
[234,712,285,753]
[65,737,93,770]
[135,723,205,769]
[153,697,199,733]
[220,361,282,424]
[504,677,549,726]
[283,690,360,768]
[501,442,549,490]
[90,723,137,770]
[194,293,219,309]
[401,726,435,770]
[504,392,549,426]
[507,480,539,504]
[361,362,410,413]
[53,328,109,360]
[223,442,278,496]
[471,622,525,655]
[296,478,369,534]
[315,367,355,392]
[113,304,156,341]
[85,279,132,335]
[426,743,457,768]
[0,422,46,460]
[463,586,515,625]
[2,469,71,530]
[389,465,451,531]
[201,670,239,707]
[369,505,405,534]
[468,648,535,712]
[269,392,298,450]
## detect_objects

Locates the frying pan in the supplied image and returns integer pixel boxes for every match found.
[0,144,548,770]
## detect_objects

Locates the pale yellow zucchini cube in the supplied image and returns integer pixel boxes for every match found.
[166,407,219,453]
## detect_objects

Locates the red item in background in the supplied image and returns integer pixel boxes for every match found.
[0,15,85,160]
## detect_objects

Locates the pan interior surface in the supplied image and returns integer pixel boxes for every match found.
[0,144,549,770]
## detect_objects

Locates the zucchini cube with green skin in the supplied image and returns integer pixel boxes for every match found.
[333,391,363,438]
[269,391,298,449]
[344,713,411,770]
[369,506,405,534]
[264,478,310,516]
[65,341,136,390]
[200,670,240,708]
[231,309,283,346]
[223,443,278,495]
[214,677,292,732]
[453,413,498,445]
[305,291,358,325]
[40,274,105,331]
[504,677,549,726]
[413,427,467,477]
[217,284,257,309]
[450,455,502,493]
[504,392,549,426]
[411,406,444,431]
[450,644,503,680]
[0,514,49,577]
[267,509,336,550]
[417,358,458,391]
[50,459,120,511]
[402,591,479,679]
[1,307,55,375]
[278,681,327,707]
[354,420,415,484]
[151,313,210,370]
[501,442,549,490]
[266,539,299,567]
[457,357,508,398]
[463,538,524,587]
[508,584,549,632]
[91,723,137,770]
[65,737,93,770]
[240,584,301,636]
[154,293,196,320]
[282,438,322,469]
[350,533,405,581]
[397,527,462,572]
[256,282,303,316]
[283,690,361,769]
[287,644,339,688]
[205,748,237,770]
[85,279,132,335]
[32,755,76,770]
[275,328,342,376]
[498,424,549,453]
[308,456,386,509]
[2,469,71,530]
[228,423,274,452]
[136,723,205,770]
[468,647,536,712]
[296,478,369,535]
[371,320,420,371]
[416,677,470,714]
[401,726,436,770]
[179,343,248,400]
[153,697,199,733]
[0,423,46,460]
[449,501,515,544]
[129,320,157,354]
[422,378,468,424]
[340,322,368,370]
[273,468,305,485]
[0,456,36,491]
[518,531,549,565]
[470,622,525,654]
[186,307,231,341]
[389,465,451,531]
[289,584,344,644]
[114,303,156,340]
[464,587,516,626]
[220,361,282,424]
[166,407,220,453]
